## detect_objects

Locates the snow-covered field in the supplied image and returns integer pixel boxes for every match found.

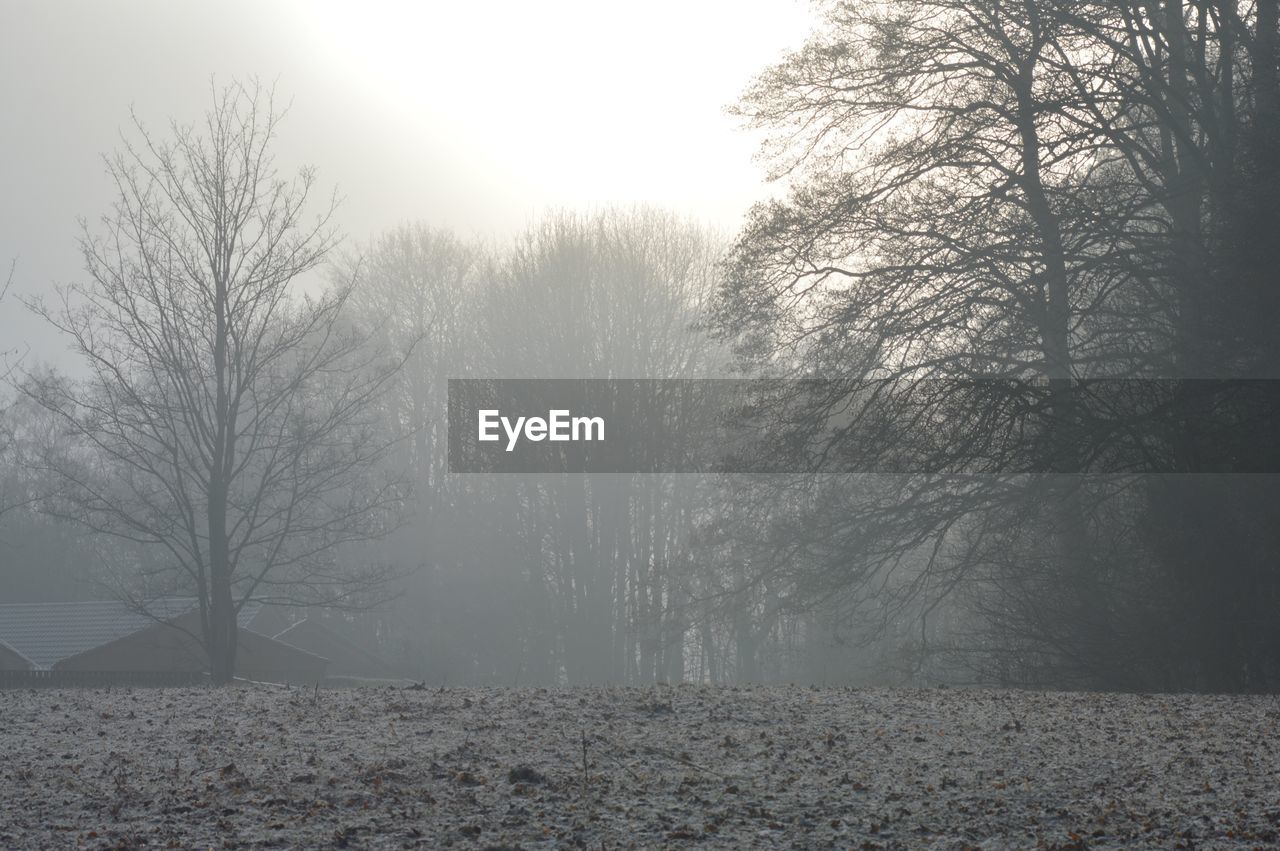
[2,685,1278,849]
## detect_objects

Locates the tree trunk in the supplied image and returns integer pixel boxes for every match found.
[207,475,237,685]
[208,567,238,685]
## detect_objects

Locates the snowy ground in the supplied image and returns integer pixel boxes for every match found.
[2,685,1279,849]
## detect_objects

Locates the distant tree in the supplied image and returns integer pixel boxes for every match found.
[340,224,490,681]
[1,258,22,520]
[21,81,407,684]
[482,209,724,684]
[344,224,482,498]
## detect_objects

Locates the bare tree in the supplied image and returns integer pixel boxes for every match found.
[713,0,1280,690]
[1,257,17,380]
[712,0,1135,684]
[482,209,724,684]
[21,81,407,684]
[1,258,18,520]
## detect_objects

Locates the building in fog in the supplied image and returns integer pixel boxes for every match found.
[0,599,329,685]
[272,616,399,681]
[0,640,33,671]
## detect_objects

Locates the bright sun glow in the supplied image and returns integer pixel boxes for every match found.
[293,0,814,229]
[0,0,815,368]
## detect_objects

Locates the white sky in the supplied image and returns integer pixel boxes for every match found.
[0,0,816,368]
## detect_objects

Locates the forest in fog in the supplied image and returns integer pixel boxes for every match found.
[3,0,1280,694]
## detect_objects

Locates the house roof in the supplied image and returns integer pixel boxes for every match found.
[0,598,262,670]
[0,638,35,669]
[273,618,396,678]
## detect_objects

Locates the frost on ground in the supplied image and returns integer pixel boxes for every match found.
[1,685,1278,849]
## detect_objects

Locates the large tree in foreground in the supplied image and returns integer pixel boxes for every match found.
[714,0,1280,689]
[23,82,406,684]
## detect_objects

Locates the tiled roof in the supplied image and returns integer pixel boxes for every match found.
[0,598,262,670]
[273,618,396,677]
[0,639,35,668]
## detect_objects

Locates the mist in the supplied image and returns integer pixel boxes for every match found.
[3,1,1280,847]
[0,0,811,371]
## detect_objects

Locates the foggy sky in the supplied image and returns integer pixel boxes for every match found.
[0,0,813,369]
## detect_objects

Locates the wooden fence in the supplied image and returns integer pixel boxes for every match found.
[0,669,208,689]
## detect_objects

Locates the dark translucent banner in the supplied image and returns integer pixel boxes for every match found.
[447,378,1280,474]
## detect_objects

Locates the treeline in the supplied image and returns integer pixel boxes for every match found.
[335,210,731,685]
[4,0,1279,691]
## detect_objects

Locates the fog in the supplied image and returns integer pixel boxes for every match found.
[0,0,813,369]
[3,0,1280,703]
[6,2,1280,846]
